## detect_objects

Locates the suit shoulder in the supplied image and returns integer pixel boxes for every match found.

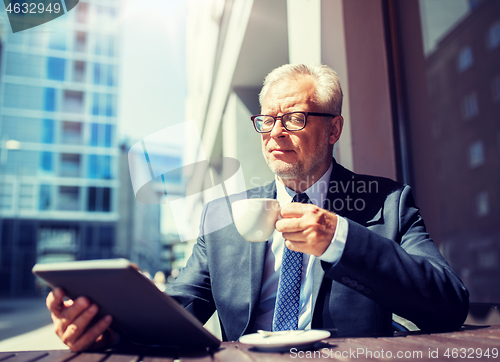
[334,162,405,195]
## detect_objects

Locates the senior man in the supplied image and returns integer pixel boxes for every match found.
[47,64,469,351]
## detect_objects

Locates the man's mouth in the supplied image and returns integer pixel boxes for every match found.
[270,148,293,155]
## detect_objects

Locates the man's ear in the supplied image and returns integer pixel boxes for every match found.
[329,116,343,145]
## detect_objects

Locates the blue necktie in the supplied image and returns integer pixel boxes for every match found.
[272,192,310,331]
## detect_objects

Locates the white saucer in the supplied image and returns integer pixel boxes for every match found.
[239,330,331,351]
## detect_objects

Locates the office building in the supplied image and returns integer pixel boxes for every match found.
[0,0,121,295]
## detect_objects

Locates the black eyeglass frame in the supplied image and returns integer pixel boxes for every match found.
[250,111,337,133]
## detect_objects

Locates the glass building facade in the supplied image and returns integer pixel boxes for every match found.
[0,0,120,295]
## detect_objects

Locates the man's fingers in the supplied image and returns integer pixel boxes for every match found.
[59,303,98,348]
[46,288,65,314]
[54,297,91,332]
[282,231,307,242]
[285,239,307,252]
[280,202,312,218]
[275,218,305,233]
[65,315,113,352]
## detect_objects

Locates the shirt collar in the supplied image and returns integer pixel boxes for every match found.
[275,161,333,208]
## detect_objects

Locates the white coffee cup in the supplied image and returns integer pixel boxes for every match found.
[231,198,281,242]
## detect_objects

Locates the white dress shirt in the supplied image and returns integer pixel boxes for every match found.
[252,162,349,331]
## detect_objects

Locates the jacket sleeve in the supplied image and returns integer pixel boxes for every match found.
[323,185,469,332]
[165,203,216,325]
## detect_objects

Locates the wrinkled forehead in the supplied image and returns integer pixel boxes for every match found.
[261,76,317,113]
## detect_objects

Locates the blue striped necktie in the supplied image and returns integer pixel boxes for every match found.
[272,192,310,331]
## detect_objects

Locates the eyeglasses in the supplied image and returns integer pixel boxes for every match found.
[250,111,336,133]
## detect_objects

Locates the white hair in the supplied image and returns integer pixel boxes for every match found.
[259,64,343,116]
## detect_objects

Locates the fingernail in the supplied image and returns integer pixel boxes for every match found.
[104,315,112,323]
[76,297,89,307]
[89,304,98,313]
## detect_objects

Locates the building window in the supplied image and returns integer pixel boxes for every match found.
[63,90,84,113]
[469,140,485,168]
[61,121,83,144]
[0,182,13,210]
[39,184,51,210]
[88,187,111,212]
[461,92,479,119]
[76,2,88,23]
[92,93,100,116]
[105,94,114,117]
[104,124,113,147]
[57,186,80,211]
[95,34,103,55]
[41,119,54,143]
[93,63,102,85]
[89,123,114,147]
[92,93,116,117]
[60,154,81,177]
[75,31,87,52]
[492,76,500,102]
[476,191,489,216]
[90,123,99,146]
[6,52,43,78]
[40,151,53,173]
[88,155,112,179]
[19,183,34,210]
[99,226,114,247]
[73,61,86,82]
[44,88,56,111]
[1,116,40,143]
[488,21,500,49]
[47,57,65,81]
[469,0,483,10]
[457,46,473,72]
[48,31,66,51]
[478,250,497,269]
[107,64,115,86]
[108,36,115,57]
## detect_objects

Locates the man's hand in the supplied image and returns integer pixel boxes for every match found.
[276,203,337,256]
[46,288,115,352]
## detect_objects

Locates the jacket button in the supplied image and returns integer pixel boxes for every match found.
[356,284,365,291]
[341,276,350,283]
[349,280,358,287]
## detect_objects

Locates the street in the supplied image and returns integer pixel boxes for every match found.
[0,297,67,351]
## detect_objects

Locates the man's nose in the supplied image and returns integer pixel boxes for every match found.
[270,117,286,138]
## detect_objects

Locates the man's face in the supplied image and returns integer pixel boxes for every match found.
[260,76,342,184]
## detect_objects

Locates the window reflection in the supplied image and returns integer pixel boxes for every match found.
[57,186,80,211]
[61,121,83,144]
[75,32,87,52]
[63,90,84,113]
[76,2,89,23]
[59,154,81,177]
[413,0,500,302]
[73,61,86,82]
[487,20,500,48]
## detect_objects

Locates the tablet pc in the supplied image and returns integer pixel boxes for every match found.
[32,259,221,348]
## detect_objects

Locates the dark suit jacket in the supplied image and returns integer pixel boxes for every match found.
[166,160,469,341]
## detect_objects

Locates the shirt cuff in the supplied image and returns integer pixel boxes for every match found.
[318,215,348,264]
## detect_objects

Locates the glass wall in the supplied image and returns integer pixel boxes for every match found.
[394,0,500,303]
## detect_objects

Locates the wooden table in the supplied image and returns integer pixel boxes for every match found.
[1,325,499,361]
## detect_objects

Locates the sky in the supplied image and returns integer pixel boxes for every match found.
[420,0,469,54]
[118,0,187,146]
